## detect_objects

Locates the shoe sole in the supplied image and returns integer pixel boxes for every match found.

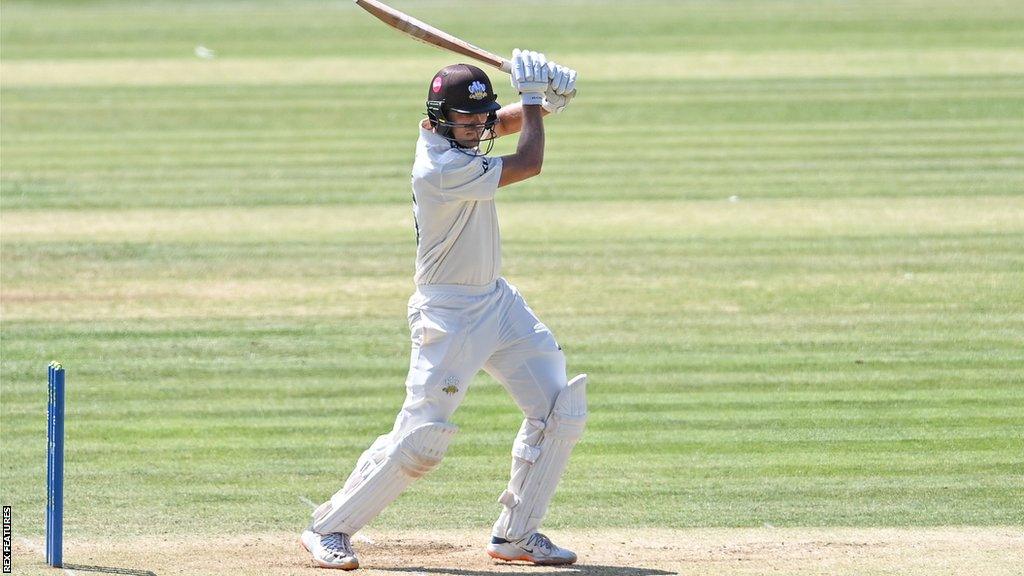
[486,549,576,566]
[300,536,359,570]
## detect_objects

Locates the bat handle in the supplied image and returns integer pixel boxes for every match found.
[498,58,512,75]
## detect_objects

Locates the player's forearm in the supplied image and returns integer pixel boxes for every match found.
[516,105,545,172]
[498,104,545,187]
[496,102,551,137]
[498,49,549,186]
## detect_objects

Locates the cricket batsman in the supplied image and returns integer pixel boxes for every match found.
[301,49,584,570]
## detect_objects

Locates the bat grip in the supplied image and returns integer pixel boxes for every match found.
[498,59,512,75]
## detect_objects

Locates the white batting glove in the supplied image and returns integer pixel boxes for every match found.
[543,62,577,114]
[510,48,549,106]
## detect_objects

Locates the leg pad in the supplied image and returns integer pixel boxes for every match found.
[312,422,457,535]
[493,374,587,540]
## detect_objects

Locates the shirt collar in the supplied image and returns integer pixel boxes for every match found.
[419,120,454,150]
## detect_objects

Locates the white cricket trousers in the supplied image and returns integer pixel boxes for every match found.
[321,277,569,536]
[396,277,567,436]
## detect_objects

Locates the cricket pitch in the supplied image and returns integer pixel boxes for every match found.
[12,528,1022,575]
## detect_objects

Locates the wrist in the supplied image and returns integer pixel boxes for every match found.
[520,92,544,106]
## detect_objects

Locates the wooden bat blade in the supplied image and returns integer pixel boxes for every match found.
[354,0,512,74]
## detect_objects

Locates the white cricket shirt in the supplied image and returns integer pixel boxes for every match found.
[410,121,504,286]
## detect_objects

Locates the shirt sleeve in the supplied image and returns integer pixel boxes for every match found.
[435,154,503,201]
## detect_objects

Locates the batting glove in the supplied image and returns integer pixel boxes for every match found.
[510,49,549,106]
[543,62,577,114]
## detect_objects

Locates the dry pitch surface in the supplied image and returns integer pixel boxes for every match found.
[12,528,1023,576]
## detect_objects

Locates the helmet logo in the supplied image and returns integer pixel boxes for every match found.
[468,80,488,100]
[432,76,443,93]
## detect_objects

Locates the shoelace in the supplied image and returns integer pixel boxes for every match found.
[321,532,353,555]
[525,532,554,551]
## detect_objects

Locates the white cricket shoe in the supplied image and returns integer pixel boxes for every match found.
[486,532,577,565]
[300,529,359,570]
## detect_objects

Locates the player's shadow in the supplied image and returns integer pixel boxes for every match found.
[61,564,157,576]
[388,566,676,576]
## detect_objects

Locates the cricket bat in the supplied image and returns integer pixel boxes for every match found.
[353,0,513,74]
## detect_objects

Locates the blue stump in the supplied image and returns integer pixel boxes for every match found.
[46,362,65,568]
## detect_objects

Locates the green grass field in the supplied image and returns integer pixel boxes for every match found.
[2,1,1023,574]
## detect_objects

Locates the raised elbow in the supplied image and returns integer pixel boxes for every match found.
[527,155,543,176]
[497,151,544,187]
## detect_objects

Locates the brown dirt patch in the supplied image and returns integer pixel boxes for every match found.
[12,528,1023,576]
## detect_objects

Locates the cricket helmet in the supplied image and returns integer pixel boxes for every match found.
[426,63,500,151]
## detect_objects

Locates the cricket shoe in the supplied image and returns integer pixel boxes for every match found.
[300,529,359,570]
[486,532,577,565]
